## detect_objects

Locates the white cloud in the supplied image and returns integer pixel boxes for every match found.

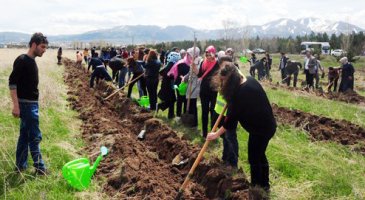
[0,0,364,35]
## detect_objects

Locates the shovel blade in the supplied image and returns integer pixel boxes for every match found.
[181,114,195,127]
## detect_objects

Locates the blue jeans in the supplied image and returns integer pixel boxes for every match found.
[222,127,239,168]
[118,67,128,88]
[16,102,45,170]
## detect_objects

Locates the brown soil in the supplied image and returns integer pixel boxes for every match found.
[267,82,365,105]
[62,58,249,199]
[272,104,365,154]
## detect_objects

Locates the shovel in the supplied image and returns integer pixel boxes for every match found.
[62,146,108,191]
[103,73,144,101]
[175,104,228,199]
[181,36,197,127]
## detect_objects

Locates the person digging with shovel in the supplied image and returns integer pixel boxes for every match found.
[207,63,277,194]
[181,46,201,127]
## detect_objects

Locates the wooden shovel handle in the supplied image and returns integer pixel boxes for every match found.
[104,73,144,100]
[177,104,228,196]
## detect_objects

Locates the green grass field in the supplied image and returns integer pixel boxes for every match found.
[0,49,104,200]
[1,49,365,199]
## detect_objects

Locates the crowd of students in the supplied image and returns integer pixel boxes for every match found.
[72,44,357,195]
[76,45,276,194]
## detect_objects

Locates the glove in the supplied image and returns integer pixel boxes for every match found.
[321,72,325,79]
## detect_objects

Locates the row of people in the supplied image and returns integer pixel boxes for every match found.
[249,51,355,92]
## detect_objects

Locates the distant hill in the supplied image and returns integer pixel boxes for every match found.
[1,18,363,44]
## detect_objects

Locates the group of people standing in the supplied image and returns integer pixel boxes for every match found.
[249,53,273,81]
[249,50,355,93]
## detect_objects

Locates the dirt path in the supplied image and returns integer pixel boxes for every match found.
[273,104,365,154]
[62,58,249,199]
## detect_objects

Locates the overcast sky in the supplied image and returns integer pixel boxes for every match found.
[1,0,364,35]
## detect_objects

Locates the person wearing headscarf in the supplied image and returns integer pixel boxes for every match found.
[181,47,201,127]
[338,57,355,92]
[192,45,220,137]
[180,49,187,60]
[167,48,191,117]
[158,52,181,119]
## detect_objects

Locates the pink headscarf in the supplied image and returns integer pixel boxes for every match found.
[167,53,193,80]
[200,45,217,80]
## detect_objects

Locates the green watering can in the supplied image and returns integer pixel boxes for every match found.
[137,96,150,108]
[174,82,188,96]
[62,146,108,191]
[240,56,249,64]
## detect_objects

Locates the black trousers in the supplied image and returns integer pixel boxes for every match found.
[286,72,299,87]
[200,92,217,137]
[248,133,273,189]
[112,70,119,82]
[250,67,256,77]
[305,70,314,89]
[159,100,175,119]
[176,92,187,117]
[127,74,147,98]
[280,69,286,83]
[328,77,339,92]
[146,78,159,110]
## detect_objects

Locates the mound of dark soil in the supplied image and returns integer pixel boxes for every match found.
[273,104,365,153]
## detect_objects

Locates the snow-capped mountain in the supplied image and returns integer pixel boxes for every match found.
[254,17,363,36]
[0,18,363,44]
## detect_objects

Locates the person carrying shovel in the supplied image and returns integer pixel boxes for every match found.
[207,63,277,193]
[181,46,201,127]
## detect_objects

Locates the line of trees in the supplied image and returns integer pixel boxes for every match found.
[142,31,365,58]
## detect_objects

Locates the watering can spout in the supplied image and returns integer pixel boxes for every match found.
[90,154,103,175]
[90,146,108,175]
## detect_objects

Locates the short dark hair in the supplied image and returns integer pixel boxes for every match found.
[29,32,48,47]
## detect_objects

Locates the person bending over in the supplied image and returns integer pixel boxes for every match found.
[207,63,277,192]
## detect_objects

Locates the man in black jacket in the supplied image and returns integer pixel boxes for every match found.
[9,33,48,175]
[279,52,289,83]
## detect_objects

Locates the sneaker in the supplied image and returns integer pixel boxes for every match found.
[14,167,26,173]
[35,168,48,176]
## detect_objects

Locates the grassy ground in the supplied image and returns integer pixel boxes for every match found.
[153,54,365,199]
[0,49,104,199]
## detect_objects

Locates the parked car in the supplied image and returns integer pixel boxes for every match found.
[252,48,266,54]
[243,48,253,55]
[331,49,346,57]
